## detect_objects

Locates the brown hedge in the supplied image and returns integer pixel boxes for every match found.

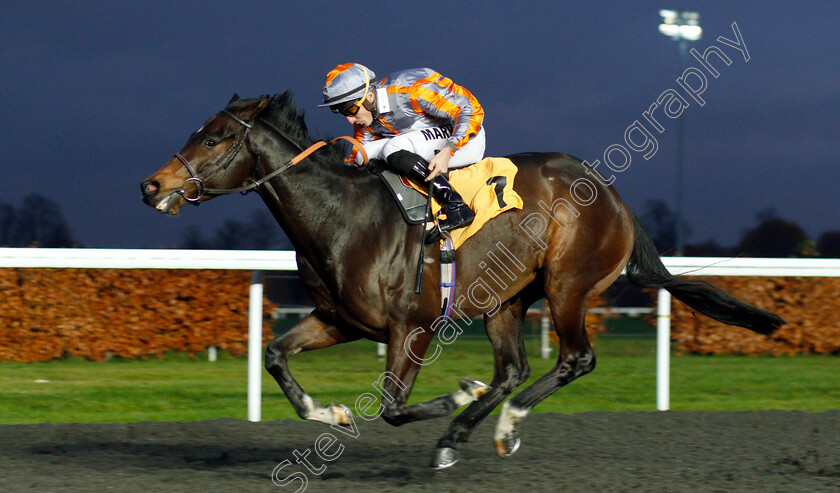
[0,269,278,362]
[671,277,840,355]
[3,270,837,360]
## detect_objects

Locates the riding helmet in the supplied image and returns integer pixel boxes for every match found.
[319,63,376,108]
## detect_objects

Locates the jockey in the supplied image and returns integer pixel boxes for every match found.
[319,63,486,243]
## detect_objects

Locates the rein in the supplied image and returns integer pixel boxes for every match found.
[174,109,367,203]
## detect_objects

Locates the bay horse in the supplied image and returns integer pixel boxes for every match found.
[140,93,783,469]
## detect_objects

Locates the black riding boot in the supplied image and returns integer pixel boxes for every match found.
[387,150,474,243]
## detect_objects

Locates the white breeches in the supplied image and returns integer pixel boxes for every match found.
[358,127,486,168]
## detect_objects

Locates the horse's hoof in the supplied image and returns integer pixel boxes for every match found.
[330,404,352,426]
[430,447,459,469]
[459,377,491,399]
[494,432,521,458]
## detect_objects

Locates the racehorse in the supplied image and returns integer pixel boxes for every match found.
[140,93,784,469]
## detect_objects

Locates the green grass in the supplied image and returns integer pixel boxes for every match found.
[0,336,837,424]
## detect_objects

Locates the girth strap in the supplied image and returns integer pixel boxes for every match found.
[440,236,456,318]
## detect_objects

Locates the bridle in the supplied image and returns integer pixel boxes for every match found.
[173,109,366,204]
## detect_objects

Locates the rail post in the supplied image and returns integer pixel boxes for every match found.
[540,301,552,359]
[656,288,671,411]
[248,270,264,422]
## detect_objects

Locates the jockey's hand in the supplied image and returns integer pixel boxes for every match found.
[426,150,452,181]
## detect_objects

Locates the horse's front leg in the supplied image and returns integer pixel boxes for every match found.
[377,325,491,427]
[264,312,360,426]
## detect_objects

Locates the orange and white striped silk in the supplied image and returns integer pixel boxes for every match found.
[354,67,484,156]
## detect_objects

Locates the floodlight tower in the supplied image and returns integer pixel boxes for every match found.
[659,10,701,256]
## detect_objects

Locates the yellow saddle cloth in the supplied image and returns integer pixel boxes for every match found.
[409,157,524,249]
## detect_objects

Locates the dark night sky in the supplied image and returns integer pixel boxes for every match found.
[2,1,837,249]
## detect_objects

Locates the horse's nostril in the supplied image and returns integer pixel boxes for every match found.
[141,179,160,197]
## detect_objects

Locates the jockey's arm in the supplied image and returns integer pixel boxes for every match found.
[426,145,453,181]
[347,124,374,166]
[412,79,484,179]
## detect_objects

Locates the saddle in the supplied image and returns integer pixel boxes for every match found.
[369,156,522,313]
[371,157,524,249]
[371,161,432,225]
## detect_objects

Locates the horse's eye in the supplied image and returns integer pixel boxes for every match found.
[204,139,217,148]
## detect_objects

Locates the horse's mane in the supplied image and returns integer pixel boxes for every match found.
[226,92,345,164]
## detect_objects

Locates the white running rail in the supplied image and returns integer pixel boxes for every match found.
[3,248,840,418]
[0,248,295,423]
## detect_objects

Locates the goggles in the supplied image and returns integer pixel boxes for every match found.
[330,68,371,117]
[331,99,363,116]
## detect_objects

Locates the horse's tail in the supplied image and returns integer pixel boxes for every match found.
[624,213,784,335]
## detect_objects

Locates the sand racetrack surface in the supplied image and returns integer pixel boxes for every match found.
[1,411,838,492]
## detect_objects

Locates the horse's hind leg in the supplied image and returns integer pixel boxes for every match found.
[494,291,596,458]
[264,312,360,426]
[430,297,531,469]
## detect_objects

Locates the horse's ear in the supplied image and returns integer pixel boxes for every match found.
[239,97,270,121]
[229,93,241,104]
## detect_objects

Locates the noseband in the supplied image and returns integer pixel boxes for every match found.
[173,110,365,204]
